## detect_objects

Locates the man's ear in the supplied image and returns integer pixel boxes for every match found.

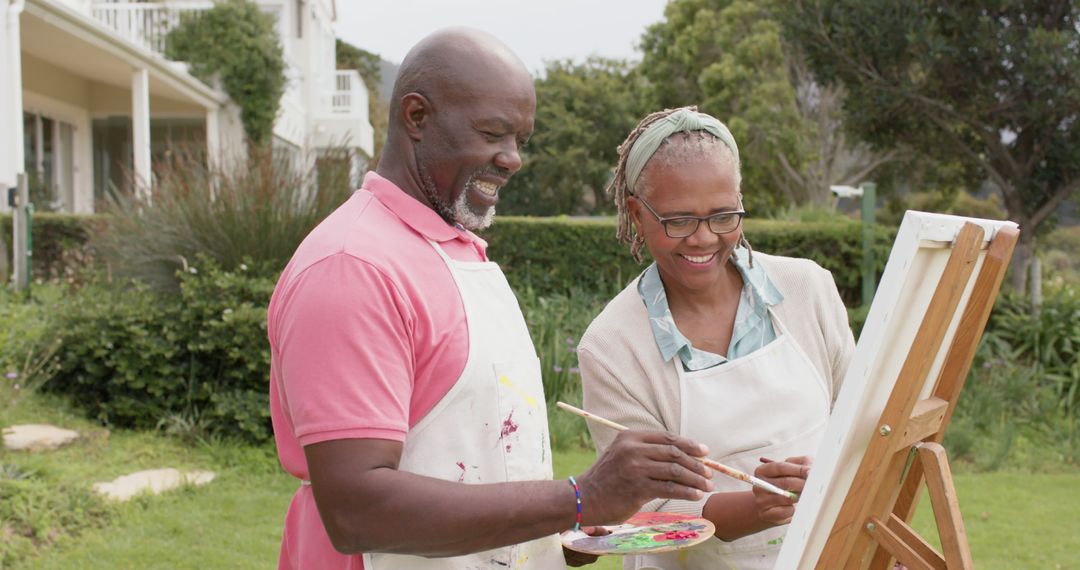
[400,92,431,142]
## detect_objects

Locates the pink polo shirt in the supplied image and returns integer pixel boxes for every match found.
[268,171,487,569]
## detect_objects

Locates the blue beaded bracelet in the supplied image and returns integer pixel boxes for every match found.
[567,475,582,532]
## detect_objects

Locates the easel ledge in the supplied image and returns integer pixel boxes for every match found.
[816,223,1020,570]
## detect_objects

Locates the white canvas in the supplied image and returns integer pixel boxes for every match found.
[775,211,1018,569]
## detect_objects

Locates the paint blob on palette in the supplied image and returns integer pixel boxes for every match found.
[560,512,715,556]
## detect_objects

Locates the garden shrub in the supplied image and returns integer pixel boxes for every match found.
[44,260,275,442]
[0,213,101,282]
[946,284,1079,469]
[94,146,353,291]
[165,0,284,147]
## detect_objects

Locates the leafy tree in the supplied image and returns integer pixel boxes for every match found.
[782,0,1080,291]
[166,0,284,148]
[336,39,388,168]
[502,58,647,216]
[638,0,813,214]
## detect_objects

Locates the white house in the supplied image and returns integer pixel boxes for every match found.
[0,0,374,213]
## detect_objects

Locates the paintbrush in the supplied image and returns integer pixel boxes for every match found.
[556,401,799,501]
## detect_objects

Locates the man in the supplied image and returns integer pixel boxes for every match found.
[268,28,715,569]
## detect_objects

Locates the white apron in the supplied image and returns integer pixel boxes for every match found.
[362,240,566,569]
[631,309,830,570]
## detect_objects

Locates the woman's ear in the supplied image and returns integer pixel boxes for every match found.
[627,196,644,230]
[400,92,431,142]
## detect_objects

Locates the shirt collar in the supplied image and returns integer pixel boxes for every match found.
[636,247,783,363]
[361,171,486,248]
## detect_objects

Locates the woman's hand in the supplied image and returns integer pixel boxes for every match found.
[752,456,812,526]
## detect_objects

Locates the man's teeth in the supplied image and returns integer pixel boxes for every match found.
[681,253,714,263]
[475,181,498,196]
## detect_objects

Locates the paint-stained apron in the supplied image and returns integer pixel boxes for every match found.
[362,239,565,570]
[630,309,830,570]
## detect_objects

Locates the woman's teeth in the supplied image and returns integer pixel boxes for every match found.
[681,253,715,264]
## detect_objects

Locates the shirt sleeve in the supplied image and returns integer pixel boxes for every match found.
[816,267,856,404]
[578,342,712,518]
[274,254,416,446]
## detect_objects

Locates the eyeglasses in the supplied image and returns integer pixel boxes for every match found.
[635,196,746,238]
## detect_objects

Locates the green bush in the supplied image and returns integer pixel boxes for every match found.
[984,286,1080,415]
[945,284,1080,469]
[44,260,274,442]
[482,216,894,305]
[0,213,101,282]
[165,0,284,147]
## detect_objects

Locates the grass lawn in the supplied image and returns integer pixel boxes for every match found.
[4,400,1078,569]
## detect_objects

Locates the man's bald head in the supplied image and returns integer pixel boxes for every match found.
[377,28,535,231]
[388,28,532,125]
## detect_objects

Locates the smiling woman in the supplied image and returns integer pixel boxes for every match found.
[578,106,856,570]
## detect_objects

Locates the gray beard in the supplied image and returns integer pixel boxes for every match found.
[451,176,496,231]
[416,147,496,230]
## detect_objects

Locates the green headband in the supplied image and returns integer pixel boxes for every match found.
[624,108,740,191]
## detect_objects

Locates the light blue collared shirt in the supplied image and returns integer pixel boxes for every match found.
[637,247,784,371]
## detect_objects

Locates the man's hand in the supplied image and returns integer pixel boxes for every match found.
[562,526,611,567]
[575,431,714,526]
[752,456,812,526]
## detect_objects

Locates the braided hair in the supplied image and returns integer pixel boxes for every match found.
[608,106,750,264]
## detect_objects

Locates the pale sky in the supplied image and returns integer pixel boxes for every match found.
[334,0,670,76]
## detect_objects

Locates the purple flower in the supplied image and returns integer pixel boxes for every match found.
[570,367,580,375]
[553,365,563,373]
[4,371,16,380]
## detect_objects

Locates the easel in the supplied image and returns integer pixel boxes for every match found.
[815,222,1020,570]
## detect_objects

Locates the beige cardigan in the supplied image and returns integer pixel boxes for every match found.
[578,252,856,517]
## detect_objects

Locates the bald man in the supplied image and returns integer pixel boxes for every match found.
[268,28,715,570]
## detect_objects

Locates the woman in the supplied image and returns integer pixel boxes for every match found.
[578,107,855,569]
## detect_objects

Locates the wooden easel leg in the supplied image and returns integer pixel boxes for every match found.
[865,514,945,570]
[917,442,974,570]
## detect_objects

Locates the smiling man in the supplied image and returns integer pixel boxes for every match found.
[267,28,716,570]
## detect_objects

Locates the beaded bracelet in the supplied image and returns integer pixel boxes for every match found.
[567,475,582,532]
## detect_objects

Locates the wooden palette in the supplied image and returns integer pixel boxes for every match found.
[560,511,715,556]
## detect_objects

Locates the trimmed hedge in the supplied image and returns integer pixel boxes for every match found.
[482,216,895,305]
[5,214,894,305]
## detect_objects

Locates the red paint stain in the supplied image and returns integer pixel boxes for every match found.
[653,530,698,541]
[456,461,466,482]
[500,411,518,439]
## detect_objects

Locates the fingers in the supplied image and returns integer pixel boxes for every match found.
[578,524,613,535]
[576,430,716,524]
[562,546,600,567]
[638,431,710,459]
[755,458,811,488]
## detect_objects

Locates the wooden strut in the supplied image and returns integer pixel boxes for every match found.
[814,223,1020,570]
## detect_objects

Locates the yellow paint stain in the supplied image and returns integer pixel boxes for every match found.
[499,375,538,408]
[677,548,689,564]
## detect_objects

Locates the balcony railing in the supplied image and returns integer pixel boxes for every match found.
[329,70,369,118]
[91,2,214,55]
